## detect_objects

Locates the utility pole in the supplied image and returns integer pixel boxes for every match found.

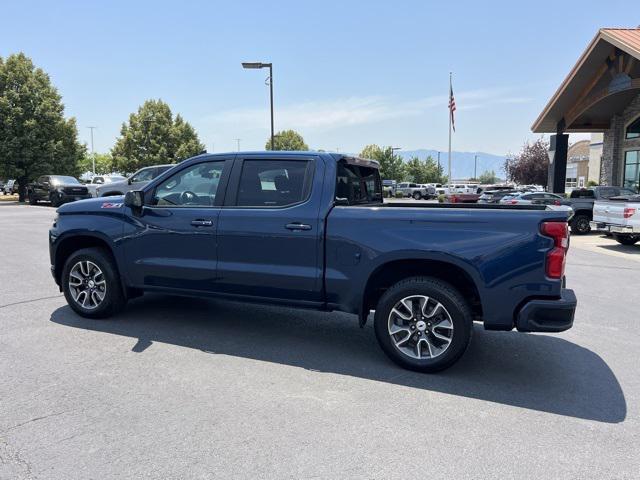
[235,139,241,152]
[87,126,97,175]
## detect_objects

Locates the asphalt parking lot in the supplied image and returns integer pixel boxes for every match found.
[1,203,639,479]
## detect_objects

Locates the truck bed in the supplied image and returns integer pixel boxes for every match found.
[379,202,548,210]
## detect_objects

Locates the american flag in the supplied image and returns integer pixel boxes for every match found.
[449,80,456,132]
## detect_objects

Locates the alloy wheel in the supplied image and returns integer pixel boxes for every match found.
[68,260,107,310]
[388,295,454,360]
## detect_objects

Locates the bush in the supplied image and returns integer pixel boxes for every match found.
[587,180,598,187]
[438,194,446,203]
[395,191,404,198]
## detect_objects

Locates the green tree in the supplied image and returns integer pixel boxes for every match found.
[0,53,85,201]
[422,156,447,184]
[359,144,406,181]
[78,152,114,175]
[405,156,426,183]
[504,138,549,187]
[404,155,446,184]
[111,99,204,174]
[266,129,308,151]
[478,169,499,184]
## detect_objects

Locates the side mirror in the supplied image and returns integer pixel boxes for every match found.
[124,190,144,211]
[334,197,350,206]
[127,178,133,185]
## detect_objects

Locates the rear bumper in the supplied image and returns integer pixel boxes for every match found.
[515,288,576,333]
[590,221,640,234]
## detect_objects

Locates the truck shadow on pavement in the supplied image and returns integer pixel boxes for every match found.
[50,294,626,424]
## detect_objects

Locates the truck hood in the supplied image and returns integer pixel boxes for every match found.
[57,195,125,213]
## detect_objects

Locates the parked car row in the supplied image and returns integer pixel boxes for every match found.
[23,164,174,207]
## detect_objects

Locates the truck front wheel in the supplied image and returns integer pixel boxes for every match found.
[374,277,472,373]
[61,247,126,319]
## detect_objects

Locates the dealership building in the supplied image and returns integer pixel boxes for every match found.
[532,28,640,193]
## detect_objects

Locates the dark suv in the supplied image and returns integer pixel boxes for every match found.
[28,175,91,206]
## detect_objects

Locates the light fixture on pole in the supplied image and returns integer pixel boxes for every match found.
[242,62,274,150]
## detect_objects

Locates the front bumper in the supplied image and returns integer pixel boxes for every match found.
[515,288,576,333]
[58,193,92,203]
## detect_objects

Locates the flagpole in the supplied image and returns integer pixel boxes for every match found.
[448,72,452,186]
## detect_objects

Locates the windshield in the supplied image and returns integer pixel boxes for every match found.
[50,176,79,185]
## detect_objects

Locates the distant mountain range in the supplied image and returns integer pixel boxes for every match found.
[396,149,506,180]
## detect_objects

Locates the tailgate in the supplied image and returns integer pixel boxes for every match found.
[593,201,626,224]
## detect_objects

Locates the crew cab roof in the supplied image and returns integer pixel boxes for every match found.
[181,151,380,169]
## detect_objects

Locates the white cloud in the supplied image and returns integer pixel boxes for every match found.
[202,86,532,134]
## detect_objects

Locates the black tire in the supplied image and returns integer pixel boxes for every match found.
[28,192,38,205]
[412,191,422,200]
[61,247,126,319]
[50,193,62,208]
[570,214,591,235]
[614,234,639,246]
[374,277,473,373]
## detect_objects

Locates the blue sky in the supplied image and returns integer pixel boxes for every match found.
[0,0,634,155]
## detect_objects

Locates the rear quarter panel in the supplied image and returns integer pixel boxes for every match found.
[326,206,567,330]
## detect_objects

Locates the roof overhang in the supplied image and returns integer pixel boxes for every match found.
[532,28,640,133]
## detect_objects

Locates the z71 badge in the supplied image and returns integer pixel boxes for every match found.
[101,202,123,209]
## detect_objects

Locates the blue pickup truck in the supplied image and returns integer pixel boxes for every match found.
[49,152,576,372]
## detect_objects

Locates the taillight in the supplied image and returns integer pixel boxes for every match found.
[541,221,569,279]
[510,200,518,204]
[624,207,636,219]
[554,199,561,206]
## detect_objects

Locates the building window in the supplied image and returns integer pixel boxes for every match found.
[623,151,639,192]
[627,117,640,139]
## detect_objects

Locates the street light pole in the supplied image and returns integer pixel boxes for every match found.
[268,63,274,150]
[235,138,241,152]
[242,62,274,150]
[87,126,97,175]
[474,154,478,180]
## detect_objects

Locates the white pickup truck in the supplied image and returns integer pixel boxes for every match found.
[591,195,640,245]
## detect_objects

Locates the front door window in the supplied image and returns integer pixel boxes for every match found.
[623,151,639,192]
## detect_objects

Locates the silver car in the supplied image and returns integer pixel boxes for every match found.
[96,165,173,197]
[499,192,564,206]
[86,175,127,197]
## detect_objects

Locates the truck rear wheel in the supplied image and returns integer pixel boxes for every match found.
[614,234,639,246]
[374,277,472,373]
[412,191,422,200]
[570,214,591,235]
[61,247,126,319]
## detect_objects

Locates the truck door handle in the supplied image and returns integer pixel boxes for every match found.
[191,219,213,227]
[285,222,312,231]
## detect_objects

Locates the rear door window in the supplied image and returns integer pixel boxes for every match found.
[336,162,382,205]
[236,160,313,207]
